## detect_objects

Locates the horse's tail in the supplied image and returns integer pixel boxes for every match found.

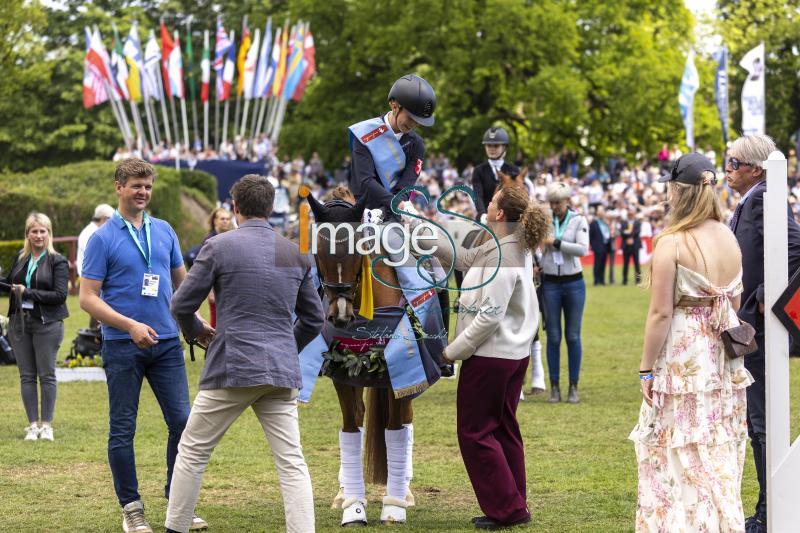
[364,387,388,485]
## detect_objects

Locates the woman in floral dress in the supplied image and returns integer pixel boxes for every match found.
[630,153,753,532]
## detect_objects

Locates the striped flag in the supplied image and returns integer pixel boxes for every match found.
[237,22,251,98]
[160,21,175,99]
[214,17,232,101]
[253,18,272,99]
[292,26,315,102]
[123,23,144,102]
[111,25,131,101]
[83,26,108,108]
[168,30,184,99]
[200,30,211,103]
[143,31,162,101]
[222,32,236,101]
[271,21,290,98]
[90,27,122,102]
[243,28,260,99]
[282,24,305,100]
[263,26,281,97]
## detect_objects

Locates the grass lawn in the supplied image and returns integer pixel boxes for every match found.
[0,271,798,532]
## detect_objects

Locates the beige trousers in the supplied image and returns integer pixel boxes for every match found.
[165,385,315,533]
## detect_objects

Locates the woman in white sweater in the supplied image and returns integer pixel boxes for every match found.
[406,186,549,530]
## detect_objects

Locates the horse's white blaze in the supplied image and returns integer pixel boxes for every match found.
[337,263,343,284]
[337,297,347,321]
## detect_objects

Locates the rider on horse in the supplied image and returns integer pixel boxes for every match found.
[334,74,437,527]
[472,127,520,223]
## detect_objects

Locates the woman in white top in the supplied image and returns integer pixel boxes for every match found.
[407,186,549,529]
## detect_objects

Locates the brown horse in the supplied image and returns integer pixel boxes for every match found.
[304,186,415,526]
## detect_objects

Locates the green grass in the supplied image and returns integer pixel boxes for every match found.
[0,274,798,532]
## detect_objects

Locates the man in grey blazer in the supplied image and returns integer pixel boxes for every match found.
[165,175,324,533]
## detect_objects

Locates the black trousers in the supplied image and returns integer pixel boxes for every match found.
[592,249,607,285]
[745,337,767,520]
[622,246,640,284]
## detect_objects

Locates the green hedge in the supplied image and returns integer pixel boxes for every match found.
[180,169,218,205]
[0,240,73,277]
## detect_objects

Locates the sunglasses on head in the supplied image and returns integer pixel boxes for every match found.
[728,157,753,171]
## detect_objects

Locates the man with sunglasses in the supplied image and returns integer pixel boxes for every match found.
[727,135,800,533]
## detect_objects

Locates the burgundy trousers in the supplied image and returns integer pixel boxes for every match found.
[457,355,531,524]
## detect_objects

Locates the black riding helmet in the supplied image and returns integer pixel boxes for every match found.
[388,74,436,127]
[482,126,509,145]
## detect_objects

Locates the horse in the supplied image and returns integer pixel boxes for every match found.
[303,185,420,526]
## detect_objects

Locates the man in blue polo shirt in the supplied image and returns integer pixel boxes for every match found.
[80,158,212,533]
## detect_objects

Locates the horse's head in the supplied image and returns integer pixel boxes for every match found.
[497,166,529,191]
[307,186,368,328]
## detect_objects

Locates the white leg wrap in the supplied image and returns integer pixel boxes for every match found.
[385,427,410,500]
[339,430,365,500]
[338,427,363,486]
[531,340,546,390]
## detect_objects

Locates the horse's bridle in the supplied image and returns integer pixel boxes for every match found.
[314,201,365,305]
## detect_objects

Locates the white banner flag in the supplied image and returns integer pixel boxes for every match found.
[679,49,699,150]
[739,42,765,136]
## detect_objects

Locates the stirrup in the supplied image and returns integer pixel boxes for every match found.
[380,496,407,524]
[341,498,367,527]
[332,486,345,509]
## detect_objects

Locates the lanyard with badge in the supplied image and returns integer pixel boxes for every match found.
[552,210,573,266]
[21,252,46,310]
[117,211,160,297]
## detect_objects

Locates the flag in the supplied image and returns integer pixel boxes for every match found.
[111,25,131,101]
[144,30,162,101]
[678,49,699,150]
[263,26,281,97]
[160,21,175,99]
[237,22,251,97]
[282,24,305,100]
[714,46,729,145]
[243,28,260,99]
[222,31,236,101]
[214,17,232,101]
[185,26,196,102]
[123,23,144,102]
[83,27,108,108]
[271,20,290,98]
[739,42,765,136]
[168,30,184,99]
[253,18,272,98]
[292,26,315,102]
[201,30,211,103]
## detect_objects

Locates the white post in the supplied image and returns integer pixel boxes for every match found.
[764,150,800,531]
[180,97,190,148]
[155,67,172,145]
[203,99,209,150]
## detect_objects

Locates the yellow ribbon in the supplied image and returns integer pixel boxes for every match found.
[358,255,374,320]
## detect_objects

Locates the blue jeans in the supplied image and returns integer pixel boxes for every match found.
[102,337,190,506]
[542,278,586,383]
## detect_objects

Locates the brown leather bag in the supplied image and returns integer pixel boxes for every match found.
[721,321,758,359]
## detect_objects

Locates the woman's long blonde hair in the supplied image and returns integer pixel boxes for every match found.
[20,212,57,259]
[642,175,723,287]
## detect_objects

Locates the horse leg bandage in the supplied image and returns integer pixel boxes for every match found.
[531,339,545,390]
[385,427,411,500]
[339,430,365,500]
[403,423,413,483]
[338,427,363,486]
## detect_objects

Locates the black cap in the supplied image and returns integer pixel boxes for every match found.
[388,75,436,127]
[482,127,509,145]
[658,153,716,184]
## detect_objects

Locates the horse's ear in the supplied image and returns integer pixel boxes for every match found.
[518,166,529,182]
[306,191,328,220]
[352,193,368,221]
[497,169,510,187]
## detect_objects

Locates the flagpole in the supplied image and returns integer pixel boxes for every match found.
[265,93,279,136]
[271,96,288,144]
[130,101,145,150]
[143,96,158,148]
[248,96,260,154]
[254,95,268,141]
[169,94,179,148]
[155,65,172,144]
[233,17,247,143]
[214,97,220,151]
[186,18,199,148]
[105,82,129,146]
[149,98,161,146]
[222,30,234,150]
[204,99,209,150]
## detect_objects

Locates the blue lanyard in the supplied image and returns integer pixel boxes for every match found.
[116,210,152,270]
[554,210,573,240]
[25,252,46,288]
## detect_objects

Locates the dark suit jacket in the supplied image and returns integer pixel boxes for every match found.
[471,161,520,218]
[733,181,800,336]
[171,219,324,390]
[619,219,641,250]
[589,219,611,253]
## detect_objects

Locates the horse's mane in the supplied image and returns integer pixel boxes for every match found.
[318,185,361,223]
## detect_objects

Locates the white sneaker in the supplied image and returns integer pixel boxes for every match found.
[341,498,367,527]
[24,424,39,441]
[122,500,152,533]
[39,426,54,441]
[189,514,208,530]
